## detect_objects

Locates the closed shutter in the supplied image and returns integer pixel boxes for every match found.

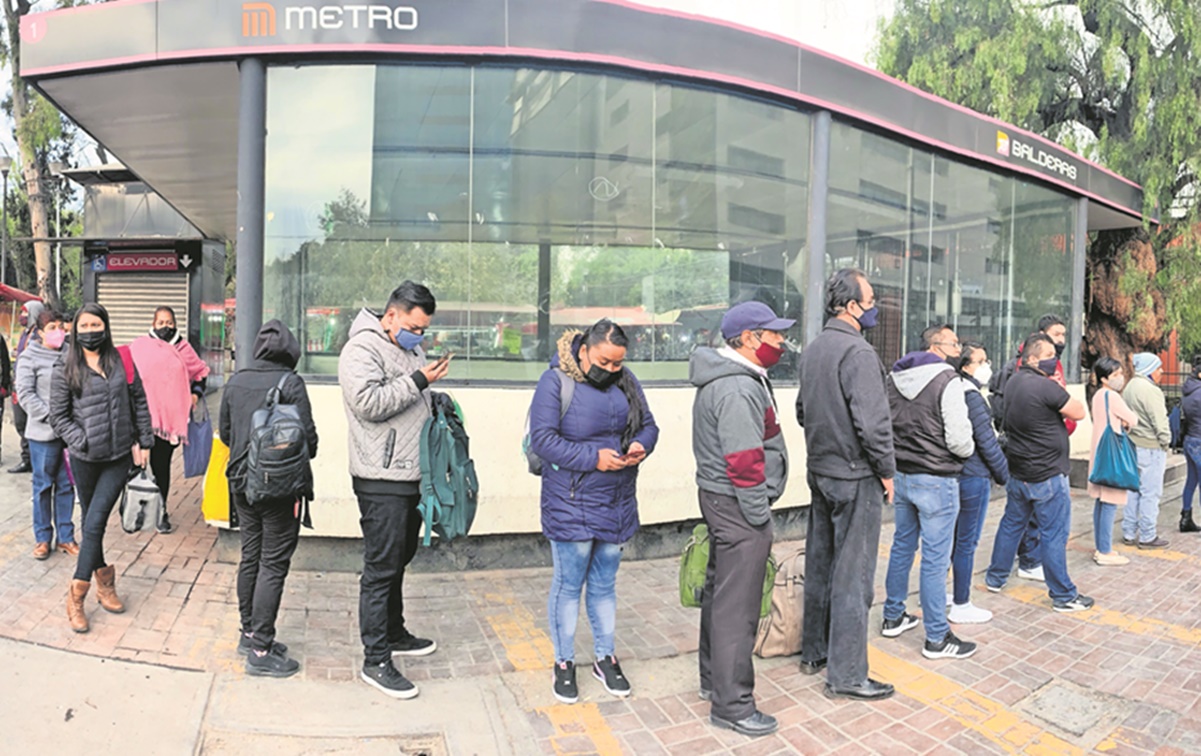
[97,273,189,347]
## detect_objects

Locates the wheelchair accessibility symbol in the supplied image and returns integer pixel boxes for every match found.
[91,257,107,272]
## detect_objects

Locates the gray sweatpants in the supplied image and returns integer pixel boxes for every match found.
[697,487,774,721]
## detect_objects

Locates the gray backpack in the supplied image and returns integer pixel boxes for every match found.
[523,369,575,475]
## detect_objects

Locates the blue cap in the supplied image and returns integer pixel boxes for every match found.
[720,301,796,340]
[1132,352,1162,377]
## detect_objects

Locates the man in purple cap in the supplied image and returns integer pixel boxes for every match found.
[690,299,793,738]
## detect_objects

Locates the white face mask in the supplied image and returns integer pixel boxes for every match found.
[1106,374,1126,392]
[973,362,993,387]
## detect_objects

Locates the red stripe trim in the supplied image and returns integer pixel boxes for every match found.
[724,447,766,489]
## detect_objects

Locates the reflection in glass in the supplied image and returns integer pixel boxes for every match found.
[263,64,811,381]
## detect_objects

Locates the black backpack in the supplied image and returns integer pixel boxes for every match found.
[230,374,313,519]
[989,357,1019,431]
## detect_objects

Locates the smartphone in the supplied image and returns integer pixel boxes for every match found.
[432,352,453,365]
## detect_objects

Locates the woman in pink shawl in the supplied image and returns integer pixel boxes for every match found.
[128,306,210,533]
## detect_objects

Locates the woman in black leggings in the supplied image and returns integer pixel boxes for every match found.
[49,303,153,633]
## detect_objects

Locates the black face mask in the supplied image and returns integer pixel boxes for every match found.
[76,331,107,351]
[154,326,177,342]
[586,364,622,390]
[1054,341,1065,358]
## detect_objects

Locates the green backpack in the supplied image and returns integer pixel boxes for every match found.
[679,523,777,618]
[418,392,480,546]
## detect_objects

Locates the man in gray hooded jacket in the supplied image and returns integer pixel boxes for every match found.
[691,300,793,739]
[881,324,976,661]
[339,281,450,700]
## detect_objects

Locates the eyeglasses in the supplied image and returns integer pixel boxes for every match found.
[933,340,961,349]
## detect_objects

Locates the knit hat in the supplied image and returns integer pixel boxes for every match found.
[1131,352,1161,378]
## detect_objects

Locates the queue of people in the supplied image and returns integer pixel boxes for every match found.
[8,272,1192,738]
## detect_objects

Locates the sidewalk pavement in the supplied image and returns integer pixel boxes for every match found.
[2,416,1201,755]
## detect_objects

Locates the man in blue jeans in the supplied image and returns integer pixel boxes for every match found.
[986,334,1092,611]
[881,325,977,659]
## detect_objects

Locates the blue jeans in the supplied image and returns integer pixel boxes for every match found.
[952,476,991,606]
[986,475,1077,602]
[30,439,76,545]
[1018,517,1041,570]
[1183,437,1201,512]
[884,473,959,643]
[1093,500,1117,553]
[1124,447,1167,542]
[547,539,623,662]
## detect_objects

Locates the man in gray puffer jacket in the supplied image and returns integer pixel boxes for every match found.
[339,281,450,700]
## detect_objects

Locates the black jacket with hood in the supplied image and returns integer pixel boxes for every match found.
[219,320,318,493]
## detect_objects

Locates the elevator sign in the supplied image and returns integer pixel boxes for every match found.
[90,252,198,273]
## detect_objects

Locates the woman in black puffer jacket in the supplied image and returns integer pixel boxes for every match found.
[49,303,153,634]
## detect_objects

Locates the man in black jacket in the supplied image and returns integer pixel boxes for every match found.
[219,320,318,679]
[796,268,896,701]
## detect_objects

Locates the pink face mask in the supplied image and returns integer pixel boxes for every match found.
[42,329,66,350]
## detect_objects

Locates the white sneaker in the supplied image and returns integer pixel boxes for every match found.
[947,602,993,624]
[1017,565,1045,582]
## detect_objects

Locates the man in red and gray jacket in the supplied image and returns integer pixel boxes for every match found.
[690,300,793,739]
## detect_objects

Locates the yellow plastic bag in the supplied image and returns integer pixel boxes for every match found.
[202,435,231,524]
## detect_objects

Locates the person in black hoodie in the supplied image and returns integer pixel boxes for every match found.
[219,319,318,678]
[1180,355,1201,533]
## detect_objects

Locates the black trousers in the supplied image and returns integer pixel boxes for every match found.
[234,491,301,652]
[150,437,176,523]
[357,491,423,664]
[697,488,774,721]
[802,473,884,688]
[12,400,30,466]
[72,455,132,581]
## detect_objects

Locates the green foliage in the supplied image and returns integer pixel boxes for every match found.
[875,0,1201,352]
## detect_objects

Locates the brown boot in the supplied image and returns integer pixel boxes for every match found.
[93,565,126,614]
[67,579,90,633]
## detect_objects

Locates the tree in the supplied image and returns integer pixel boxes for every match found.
[2,0,87,308]
[875,0,1201,363]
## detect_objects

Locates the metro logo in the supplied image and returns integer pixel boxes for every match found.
[243,2,277,37]
[996,131,1010,157]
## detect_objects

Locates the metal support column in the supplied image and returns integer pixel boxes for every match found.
[1068,197,1089,383]
[536,242,552,362]
[804,110,832,345]
[235,57,267,370]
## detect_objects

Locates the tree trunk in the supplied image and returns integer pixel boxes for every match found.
[1083,227,1167,378]
[4,0,57,308]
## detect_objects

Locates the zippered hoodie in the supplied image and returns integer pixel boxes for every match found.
[690,346,788,526]
[338,308,432,482]
[887,352,973,476]
[15,339,64,442]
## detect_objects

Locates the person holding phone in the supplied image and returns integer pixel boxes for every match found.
[49,303,154,634]
[528,319,658,705]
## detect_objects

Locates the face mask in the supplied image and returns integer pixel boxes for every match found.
[973,362,993,386]
[154,326,177,342]
[1053,341,1065,358]
[754,339,784,369]
[1106,374,1126,392]
[586,364,622,390]
[1037,357,1059,376]
[854,304,879,330]
[395,328,425,352]
[43,330,66,350]
[18,315,27,327]
[76,330,107,351]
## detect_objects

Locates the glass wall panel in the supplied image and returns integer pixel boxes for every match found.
[828,122,1075,368]
[264,63,810,381]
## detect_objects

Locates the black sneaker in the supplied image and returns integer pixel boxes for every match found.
[246,648,300,678]
[237,633,289,657]
[552,660,578,704]
[7,462,31,474]
[1053,594,1095,613]
[156,515,174,535]
[922,631,978,660]
[592,655,631,697]
[882,612,920,638]
[361,660,419,699]
[389,633,437,657]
